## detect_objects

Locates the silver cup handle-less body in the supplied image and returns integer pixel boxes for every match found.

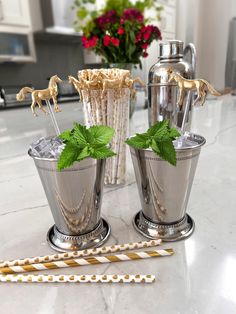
[148,40,197,131]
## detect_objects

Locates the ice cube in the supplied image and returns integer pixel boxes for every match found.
[29,136,65,159]
[173,133,202,149]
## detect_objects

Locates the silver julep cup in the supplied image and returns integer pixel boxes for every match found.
[29,150,110,252]
[131,133,205,241]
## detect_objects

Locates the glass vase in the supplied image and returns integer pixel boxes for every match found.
[81,88,130,185]
[109,63,137,118]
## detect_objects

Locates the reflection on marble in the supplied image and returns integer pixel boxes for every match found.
[0,97,236,314]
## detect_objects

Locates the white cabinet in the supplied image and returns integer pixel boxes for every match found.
[0,0,30,27]
[0,0,36,62]
[0,28,36,62]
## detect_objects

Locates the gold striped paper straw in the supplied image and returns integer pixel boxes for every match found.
[0,249,173,274]
[0,274,155,284]
[0,239,162,268]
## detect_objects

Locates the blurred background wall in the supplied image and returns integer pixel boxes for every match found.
[0,0,235,91]
[177,0,236,90]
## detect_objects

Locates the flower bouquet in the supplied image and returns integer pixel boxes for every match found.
[73,0,162,66]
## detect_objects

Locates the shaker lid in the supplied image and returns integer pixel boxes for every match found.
[159,40,184,59]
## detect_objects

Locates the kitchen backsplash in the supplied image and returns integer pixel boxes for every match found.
[0,35,84,89]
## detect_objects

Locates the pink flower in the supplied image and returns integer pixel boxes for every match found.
[96,10,117,29]
[111,37,120,46]
[103,35,111,46]
[143,51,148,58]
[122,8,143,22]
[141,25,162,41]
[118,27,125,35]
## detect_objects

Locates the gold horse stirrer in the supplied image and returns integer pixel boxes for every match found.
[16,75,62,135]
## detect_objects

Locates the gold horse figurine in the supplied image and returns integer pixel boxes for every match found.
[68,75,83,99]
[168,69,221,108]
[68,71,145,99]
[16,75,62,116]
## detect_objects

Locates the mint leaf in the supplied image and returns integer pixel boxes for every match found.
[125,133,149,149]
[57,123,116,170]
[90,146,116,159]
[77,146,90,161]
[126,120,180,166]
[158,139,177,166]
[57,143,81,170]
[59,129,72,142]
[89,125,115,145]
[169,128,181,139]
[147,120,169,137]
[73,123,92,146]
[150,139,160,154]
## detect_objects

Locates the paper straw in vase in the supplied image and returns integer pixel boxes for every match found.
[0,239,162,268]
[0,249,173,274]
[117,91,129,183]
[0,274,155,284]
[45,99,60,136]
[114,92,124,184]
[111,95,122,184]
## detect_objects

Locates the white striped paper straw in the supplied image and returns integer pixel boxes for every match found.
[0,274,155,284]
[0,239,162,268]
[0,249,173,274]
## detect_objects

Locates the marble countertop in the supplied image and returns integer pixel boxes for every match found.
[0,97,236,314]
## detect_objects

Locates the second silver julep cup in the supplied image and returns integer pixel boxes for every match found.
[131,133,206,241]
[29,150,110,252]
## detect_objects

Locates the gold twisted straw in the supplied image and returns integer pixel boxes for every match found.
[0,274,155,284]
[0,239,162,268]
[0,249,173,274]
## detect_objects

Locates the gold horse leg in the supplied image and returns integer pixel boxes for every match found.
[177,85,185,108]
[37,99,48,115]
[52,96,61,113]
[31,99,37,117]
[193,87,202,106]
[198,91,207,106]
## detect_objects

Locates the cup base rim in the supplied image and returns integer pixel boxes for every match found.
[133,210,194,242]
[47,218,111,252]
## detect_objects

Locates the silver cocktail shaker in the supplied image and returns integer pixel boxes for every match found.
[148,40,196,131]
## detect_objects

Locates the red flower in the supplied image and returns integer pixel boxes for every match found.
[82,36,89,48]
[103,35,111,46]
[118,27,125,35]
[89,36,98,48]
[135,32,142,43]
[143,51,148,58]
[143,31,151,41]
[111,37,120,46]
[141,43,148,49]
[82,36,98,49]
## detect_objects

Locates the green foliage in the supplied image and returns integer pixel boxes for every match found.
[126,120,181,166]
[57,123,116,170]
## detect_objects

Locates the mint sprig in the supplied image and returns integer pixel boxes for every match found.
[58,123,116,170]
[126,120,181,166]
